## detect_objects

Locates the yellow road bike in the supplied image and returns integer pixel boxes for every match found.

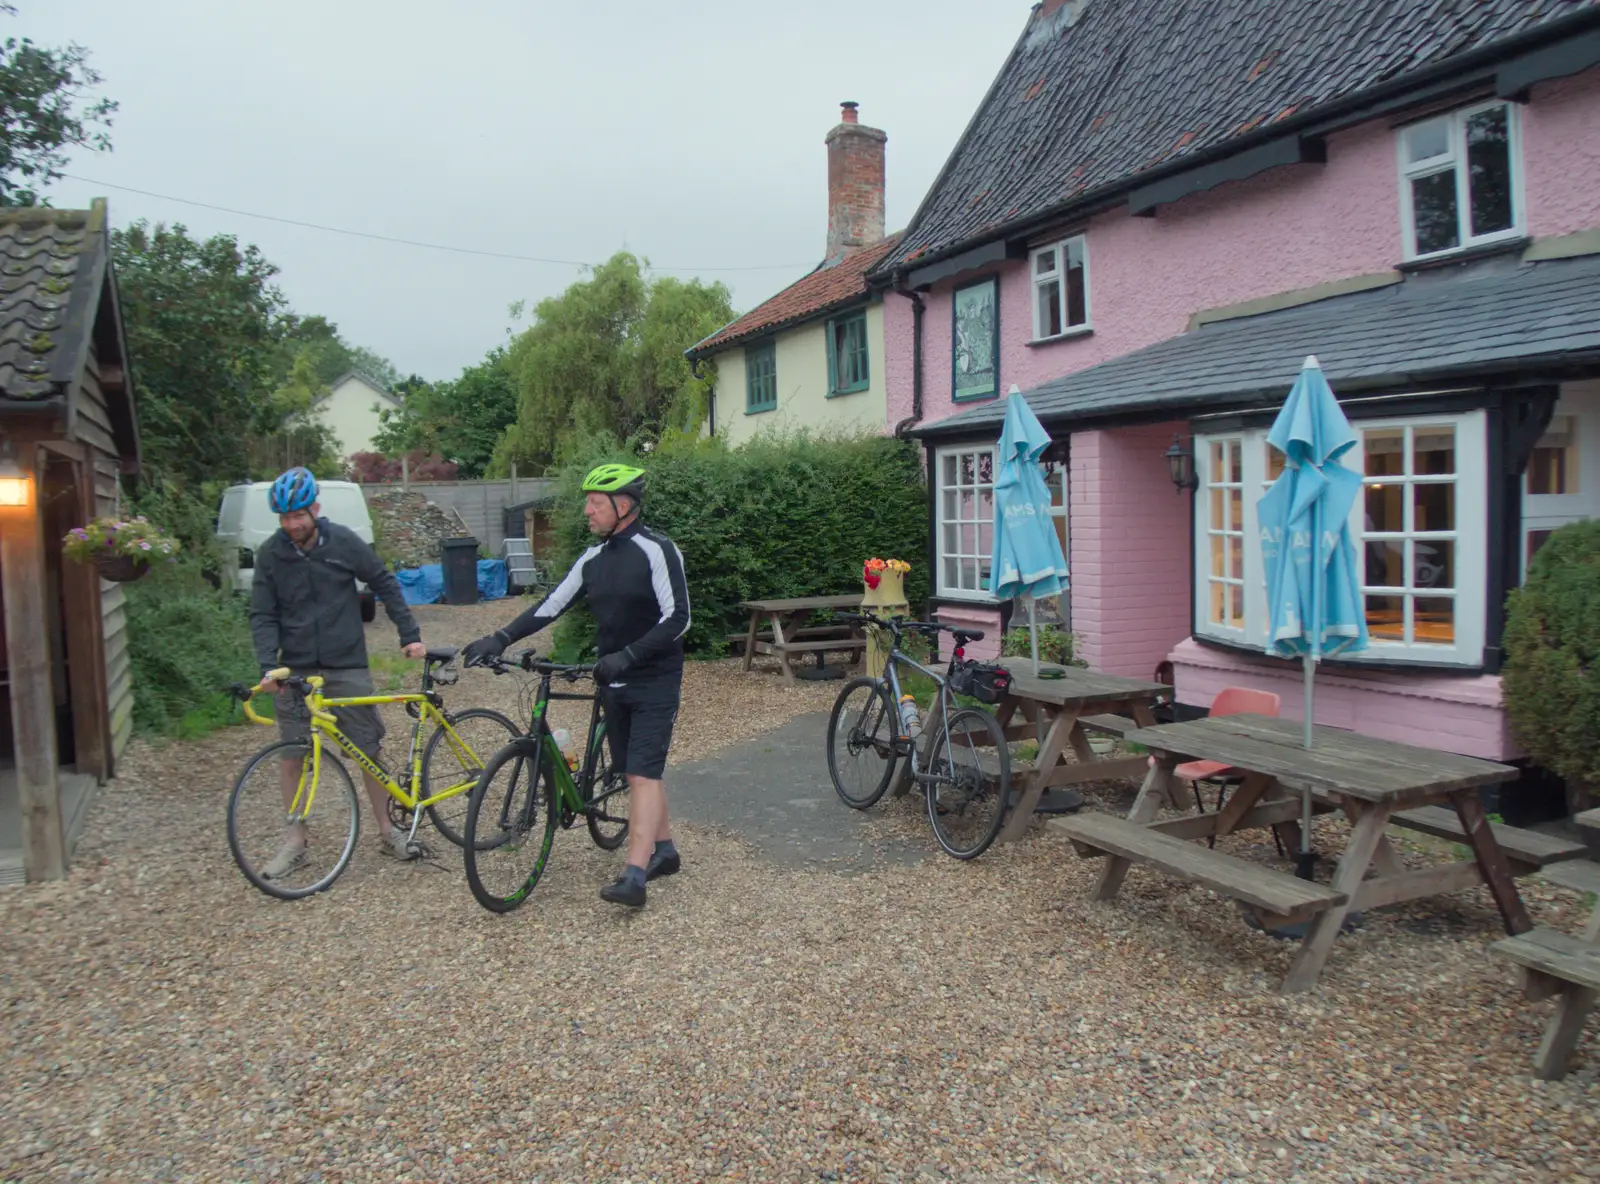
[225,646,520,900]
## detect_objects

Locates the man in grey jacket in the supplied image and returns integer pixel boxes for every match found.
[250,466,427,879]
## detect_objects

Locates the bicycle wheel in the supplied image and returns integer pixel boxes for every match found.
[461,737,559,913]
[924,707,1010,860]
[826,676,898,809]
[422,707,521,847]
[584,721,630,850]
[227,740,360,900]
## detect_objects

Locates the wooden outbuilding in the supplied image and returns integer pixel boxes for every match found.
[0,199,139,885]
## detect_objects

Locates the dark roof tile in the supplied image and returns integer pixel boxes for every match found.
[0,207,97,400]
[879,0,1597,276]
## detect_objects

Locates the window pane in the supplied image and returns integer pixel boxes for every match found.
[1414,597,1455,644]
[1411,171,1460,255]
[1364,539,1406,588]
[943,523,958,553]
[1528,417,1577,495]
[1210,440,1225,476]
[960,454,974,485]
[1210,533,1226,577]
[1364,430,1405,477]
[1415,539,1454,590]
[1228,488,1242,531]
[1367,595,1406,641]
[944,557,959,588]
[1210,580,1228,625]
[1365,483,1404,534]
[1466,106,1513,238]
[959,524,976,555]
[1229,537,1243,581]
[1413,483,1455,532]
[1228,444,1242,484]
[978,489,994,520]
[1064,241,1087,328]
[1227,584,1243,626]
[1405,118,1450,164]
[1210,487,1225,529]
[1266,447,1286,482]
[959,559,978,590]
[1414,426,1455,475]
[941,489,957,522]
[1034,248,1057,276]
[978,520,993,556]
[958,489,974,520]
[1526,528,1554,568]
[978,453,994,485]
[942,454,957,486]
[1037,277,1062,338]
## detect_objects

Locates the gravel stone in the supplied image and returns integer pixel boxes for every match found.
[1,602,1597,1181]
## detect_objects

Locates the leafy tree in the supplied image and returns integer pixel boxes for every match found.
[374,349,519,477]
[0,5,117,206]
[112,221,290,489]
[490,252,732,473]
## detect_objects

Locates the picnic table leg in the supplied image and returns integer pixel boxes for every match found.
[998,707,1069,844]
[1090,756,1173,902]
[770,612,798,686]
[1449,788,1532,936]
[741,609,760,672]
[1534,984,1599,1081]
[1281,799,1389,994]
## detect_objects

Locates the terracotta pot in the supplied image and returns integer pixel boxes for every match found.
[95,553,150,583]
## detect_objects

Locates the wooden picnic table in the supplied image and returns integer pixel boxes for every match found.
[1057,712,1543,994]
[891,662,1170,843]
[737,595,867,685]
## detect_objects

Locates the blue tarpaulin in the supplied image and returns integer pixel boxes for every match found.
[394,560,507,605]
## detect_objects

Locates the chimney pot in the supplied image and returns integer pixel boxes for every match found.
[840,101,859,124]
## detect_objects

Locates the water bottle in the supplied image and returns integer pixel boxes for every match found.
[898,695,922,739]
[551,727,580,772]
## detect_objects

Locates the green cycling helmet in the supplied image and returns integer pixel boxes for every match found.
[581,463,646,498]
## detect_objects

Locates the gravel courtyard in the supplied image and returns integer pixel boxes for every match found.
[2,601,1597,1183]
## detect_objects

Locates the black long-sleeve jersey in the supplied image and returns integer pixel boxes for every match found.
[497,520,691,681]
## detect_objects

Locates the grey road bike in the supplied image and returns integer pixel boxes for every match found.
[824,611,1012,859]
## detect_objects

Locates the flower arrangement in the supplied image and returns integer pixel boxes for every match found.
[62,516,179,580]
[863,556,911,589]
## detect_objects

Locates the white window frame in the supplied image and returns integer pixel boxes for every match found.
[1397,100,1524,262]
[1029,235,1090,342]
[1192,410,1488,666]
[1522,383,1600,579]
[934,443,1069,603]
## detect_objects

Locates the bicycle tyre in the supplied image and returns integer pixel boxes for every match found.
[227,740,360,900]
[826,676,899,810]
[421,707,521,847]
[925,707,1011,861]
[584,721,630,851]
[461,738,558,914]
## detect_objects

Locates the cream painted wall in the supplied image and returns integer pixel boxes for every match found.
[316,374,397,458]
[713,302,889,447]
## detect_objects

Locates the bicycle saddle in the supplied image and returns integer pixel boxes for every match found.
[425,646,461,665]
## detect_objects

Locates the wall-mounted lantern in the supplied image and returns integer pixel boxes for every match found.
[0,439,33,508]
[1164,434,1197,493]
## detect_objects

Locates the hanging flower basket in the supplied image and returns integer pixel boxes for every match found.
[62,516,177,584]
[95,553,151,583]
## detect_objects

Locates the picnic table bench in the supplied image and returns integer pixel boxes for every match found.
[1054,712,1550,993]
[1492,807,1600,1080]
[737,596,867,684]
[890,663,1170,842]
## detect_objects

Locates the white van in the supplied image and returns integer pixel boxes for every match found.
[215,479,379,620]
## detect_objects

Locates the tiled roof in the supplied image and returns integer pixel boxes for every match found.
[0,203,107,400]
[914,251,1600,437]
[687,234,902,358]
[878,0,1599,277]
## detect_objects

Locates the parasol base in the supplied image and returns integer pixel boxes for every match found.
[1008,788,1084,814]
[1239,905,1365,941]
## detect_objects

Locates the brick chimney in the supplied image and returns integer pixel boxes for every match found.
[825,101,886,260]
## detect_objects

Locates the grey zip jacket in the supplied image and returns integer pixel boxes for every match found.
[249,518,420,673]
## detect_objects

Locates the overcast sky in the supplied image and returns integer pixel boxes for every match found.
[25,1,1026,382]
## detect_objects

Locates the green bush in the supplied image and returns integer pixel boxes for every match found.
[543,430,929,661]
[1502,519,1600,790]
[125,557,258,738]
[1001,625,1085,667]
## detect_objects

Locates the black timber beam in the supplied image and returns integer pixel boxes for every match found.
[1128,135,1326,217]
[1497,26,1600,101]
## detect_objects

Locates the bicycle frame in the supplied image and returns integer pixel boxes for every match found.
[519,672,626,822]
[878,644,960,778]
[239,669,484,818]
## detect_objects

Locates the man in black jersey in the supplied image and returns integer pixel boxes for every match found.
[462,463,689,907]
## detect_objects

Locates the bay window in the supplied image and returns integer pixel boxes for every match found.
[1193,410,1486,665]
[934,443,1069,602]
[1522,384,1600,577]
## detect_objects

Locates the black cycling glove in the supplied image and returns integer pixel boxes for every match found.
[463,630,509,667]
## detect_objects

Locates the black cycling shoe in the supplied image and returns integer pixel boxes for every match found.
[646,850,681,881]
[600,875,646,907]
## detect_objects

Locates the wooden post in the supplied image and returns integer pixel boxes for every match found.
[0,445,67,881]
[401,454,410,492]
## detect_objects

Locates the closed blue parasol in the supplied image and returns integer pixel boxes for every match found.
[990,386,1069,674]
[1258,355,1369,877]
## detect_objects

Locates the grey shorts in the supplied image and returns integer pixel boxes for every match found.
[275,666,385,760]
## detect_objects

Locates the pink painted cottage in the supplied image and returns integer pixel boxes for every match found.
[869,0,1600,794]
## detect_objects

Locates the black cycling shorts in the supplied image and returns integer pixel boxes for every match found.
[600,675,681,780]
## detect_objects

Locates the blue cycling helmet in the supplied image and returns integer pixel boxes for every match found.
[268,467,319,513]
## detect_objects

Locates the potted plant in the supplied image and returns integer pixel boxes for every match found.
[62,515,179,582]
[863,556,910,605]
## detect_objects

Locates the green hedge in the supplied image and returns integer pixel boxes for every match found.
[1503,519,1600,790]
[544,432,929,661]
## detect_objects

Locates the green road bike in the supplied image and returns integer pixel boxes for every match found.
[459,652,630,913]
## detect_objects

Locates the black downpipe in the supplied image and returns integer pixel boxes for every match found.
[893,287,926,438]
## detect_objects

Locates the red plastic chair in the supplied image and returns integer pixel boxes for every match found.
[1151,686,1282,846]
